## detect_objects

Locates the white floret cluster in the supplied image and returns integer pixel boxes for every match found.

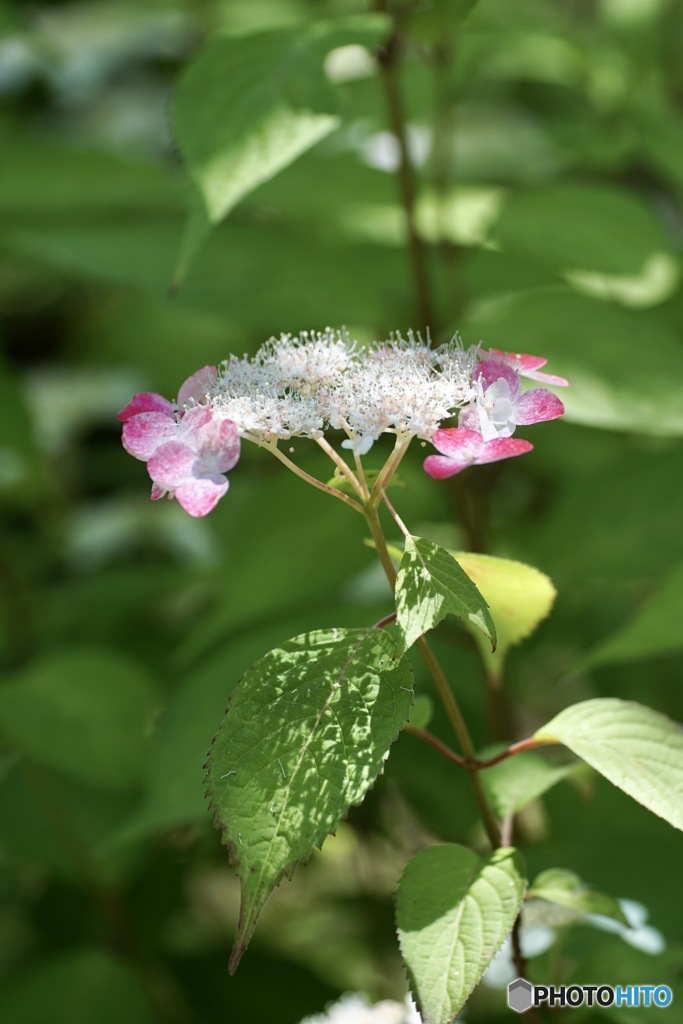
[209,328,478,453]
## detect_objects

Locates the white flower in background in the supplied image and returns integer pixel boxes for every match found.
[297,993,422,1024]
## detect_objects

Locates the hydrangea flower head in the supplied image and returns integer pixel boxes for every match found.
[119,330,567,515]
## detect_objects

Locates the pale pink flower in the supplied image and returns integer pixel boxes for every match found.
[117,391,174,422]
[460,360,565,441]
[146,408,240,517]
[119,367,237,515]
[487,349,569,387]
[424,427,533,479]
[117,365,217,425]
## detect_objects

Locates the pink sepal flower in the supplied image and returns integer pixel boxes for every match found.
[117,392,174,422]
[461,360,565,441]
[424,427,533,479]
[177,365,218,408]
[118,366,217,425]
[488,349,569,387]
[147,412,240,517]
[122,412,179,461]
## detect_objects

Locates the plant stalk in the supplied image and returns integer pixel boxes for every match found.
[373,0,437,332]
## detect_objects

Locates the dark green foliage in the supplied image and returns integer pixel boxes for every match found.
[1,0,682,1020]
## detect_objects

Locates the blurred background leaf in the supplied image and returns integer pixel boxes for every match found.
[1,0,682,1020]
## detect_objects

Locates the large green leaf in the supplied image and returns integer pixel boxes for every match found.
[481,750,577,818]
[396,844,526,1024]
[491,183,673,276]
[534,699,683,830]
[206,627,413,970]
[528,868,628,926]
[582,562,683,669]
[172,15,388,224]
[453,552,556,682]
[0,648,157,791]
[395,536,496,653]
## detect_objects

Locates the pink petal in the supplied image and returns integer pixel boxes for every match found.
[488,349,569,387]
[194,417,241,473]
[423,454,471,479]
[475,360,521,399]
[489,349,547,372]
[151,483,167,501]
[117,392,174,422]
[177,404,213,438]
[147,441,197,490]
[431,428,485,462]
[122,412,178,461]
[174,475,229,517]
[475,437,533,465]
[513,389,565,425]
[521,367,570,387]
[458,406,480,432]
[177,365,218,408]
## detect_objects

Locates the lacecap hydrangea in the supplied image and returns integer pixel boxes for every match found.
[119,329,567,517]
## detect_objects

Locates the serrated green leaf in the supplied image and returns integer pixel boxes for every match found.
[453,552,556,682]
[481,750,577,818]
[529,868,629,926]
[396,844,526,1024]
[206,627,413,970]
[172,15,388,225]
[395,536,496,654]
[0,649,157,791]
[582,562,683,669]
[534,699,683,831]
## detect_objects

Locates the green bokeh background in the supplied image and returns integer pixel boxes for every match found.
[1,0,682,1021]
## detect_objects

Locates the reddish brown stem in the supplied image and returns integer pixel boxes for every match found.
[476,736,551,769]
[405,725,466,768]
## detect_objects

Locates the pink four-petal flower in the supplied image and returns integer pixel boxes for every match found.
[118,366,240,516]
[460,360,565,441]
[424,428,533,479]
[147,410,240,517]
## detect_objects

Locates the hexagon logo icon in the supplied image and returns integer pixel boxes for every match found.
[508,978,534,1013]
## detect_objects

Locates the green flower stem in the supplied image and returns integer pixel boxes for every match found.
[363,501,501,847]
[381,490,411,538]
[353,451,371,500]
[368,433,412,509]
[315,436,364,497]
[265,440,365,515]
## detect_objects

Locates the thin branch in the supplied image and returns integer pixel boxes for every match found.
[372,611,397,630]
[381,490,411,538]
[476,736,552,770]
[373,0,437,332]
[264,441,365,515]
[405,724,466,767]
[368,432,412,508]
[315,436,364,497]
